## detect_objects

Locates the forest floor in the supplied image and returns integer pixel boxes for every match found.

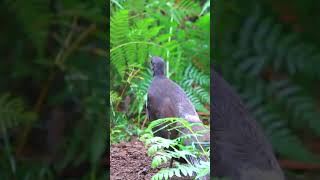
[110,137,193,180]
[110,137,320,180]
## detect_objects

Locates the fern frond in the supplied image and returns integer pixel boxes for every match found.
[0,94,36,133]
[267,79,320,136]
[177,64,210,113]
[152,164,196,180]
[183,64,210,87]
[110,10,129,78]
[222,71,319,163]
[227,7,320,79]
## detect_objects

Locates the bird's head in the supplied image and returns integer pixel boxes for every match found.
[150,56,165,77]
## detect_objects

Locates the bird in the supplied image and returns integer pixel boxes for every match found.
[147,56,210,179]
[212,69,285,180]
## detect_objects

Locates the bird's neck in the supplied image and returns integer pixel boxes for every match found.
[153,65,165,77]
[153,73,166,78]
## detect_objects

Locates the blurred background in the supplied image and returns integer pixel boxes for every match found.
[214,0,320,179]
[2,0,320,179]
[0,0,107,179]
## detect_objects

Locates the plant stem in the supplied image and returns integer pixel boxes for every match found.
[1,124,16,176]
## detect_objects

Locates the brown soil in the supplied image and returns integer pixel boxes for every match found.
[110,137,193,180]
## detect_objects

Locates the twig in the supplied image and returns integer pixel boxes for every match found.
[115,68,141,110]
[140,115,148,130]
[197,112,210,116]
[56,23,96,69]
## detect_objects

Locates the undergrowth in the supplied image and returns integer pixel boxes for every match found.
[140,118,210,180]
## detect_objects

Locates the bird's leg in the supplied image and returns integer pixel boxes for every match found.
[169,158,174,168]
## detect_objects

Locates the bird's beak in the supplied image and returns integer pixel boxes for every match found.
[150,61,153,73]
[149,56,154,69]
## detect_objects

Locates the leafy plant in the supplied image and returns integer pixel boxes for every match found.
[140,118,210,180]
[0,94,36,177]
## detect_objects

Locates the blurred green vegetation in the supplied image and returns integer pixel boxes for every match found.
[215,0,320,179]
[0,0,107,179]
[110,0,210,144]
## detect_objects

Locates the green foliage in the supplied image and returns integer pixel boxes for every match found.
[110,9,130,78]
[0,94,36,133]
[222,6,320,79]
[217,6,320,163]
[5,0,52,53]
[140,118,210,180]
[0,94,37,177]
[179,64,210,113]
[151,164,198,180]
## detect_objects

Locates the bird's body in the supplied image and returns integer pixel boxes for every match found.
[147,57,208,139]
[147,75,203,138]
[147,57,210,179]
[212,70,285,180]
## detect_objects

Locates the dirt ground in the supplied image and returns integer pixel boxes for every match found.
[110,137,193,180]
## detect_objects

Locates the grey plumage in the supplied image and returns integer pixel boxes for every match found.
[212,70,285,180]
[147,57,210,179]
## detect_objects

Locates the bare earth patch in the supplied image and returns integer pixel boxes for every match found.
[110,137,193,180]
